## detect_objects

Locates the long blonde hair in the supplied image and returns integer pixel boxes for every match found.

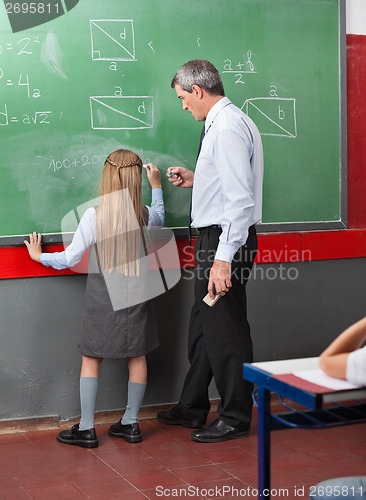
[96,149,146,276]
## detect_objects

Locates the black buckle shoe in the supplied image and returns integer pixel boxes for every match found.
[108,421,142,443]
[57,424,98,448]
[157,402,206,428]
[191,419,250,443]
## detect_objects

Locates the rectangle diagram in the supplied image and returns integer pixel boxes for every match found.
[90,19,136,61]
[242,97,297,138]
[90,96,154,130]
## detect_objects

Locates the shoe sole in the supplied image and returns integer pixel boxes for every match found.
[57,435,99,448]
[108,429,142,443]
[157,418,204,429]
[191,430,250,443]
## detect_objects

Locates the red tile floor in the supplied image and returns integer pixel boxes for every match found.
[0,408,365,500]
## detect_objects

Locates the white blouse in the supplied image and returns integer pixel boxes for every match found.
[41,188,164,270]
[347,346,366,386]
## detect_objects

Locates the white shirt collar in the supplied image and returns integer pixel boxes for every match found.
[204,96,231,133]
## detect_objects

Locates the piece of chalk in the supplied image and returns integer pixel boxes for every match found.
[167,171,176,177]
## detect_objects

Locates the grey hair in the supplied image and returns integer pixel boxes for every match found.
[171,60,225,96]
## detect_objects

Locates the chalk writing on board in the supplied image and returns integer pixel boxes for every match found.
[0,32,52,128]
[48,152,109,173]
[90,96,154,130]
[0,36,40,56]
[222,54,257,74]
[0,104,51,126]
[3,72,41,98]
[90,20,136,61]
[242,97,297,138]
[221,54,257,86]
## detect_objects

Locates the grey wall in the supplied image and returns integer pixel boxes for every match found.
[1,258,365,422]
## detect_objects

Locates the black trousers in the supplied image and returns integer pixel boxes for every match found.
[180,225,257,429]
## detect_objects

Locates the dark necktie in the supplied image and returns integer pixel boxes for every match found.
[188,125,206,247]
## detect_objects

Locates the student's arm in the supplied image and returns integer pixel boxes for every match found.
[147,188,164,227]
[144,163,164,227]
[24,208,96,270]
[319,317,366,380]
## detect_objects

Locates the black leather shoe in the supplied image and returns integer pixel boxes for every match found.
[108,421,142,443]
[57,424,98,448]
[157,403,206,428]
[191,418,250,443]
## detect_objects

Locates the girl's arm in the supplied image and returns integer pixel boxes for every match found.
[147,188,164,227]
[24,207,96,270]
[319,317,366,380]
[144,163,165,227]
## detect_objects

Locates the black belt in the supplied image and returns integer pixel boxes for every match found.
[196,224,256,235]
[196,225,222,234]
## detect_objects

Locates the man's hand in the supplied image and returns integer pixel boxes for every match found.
[208,259,232,299]
[167,167,194,188]
[24,232,42,262]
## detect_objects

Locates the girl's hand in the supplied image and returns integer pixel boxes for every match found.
[24,232,42,262]
[144,163,162,189]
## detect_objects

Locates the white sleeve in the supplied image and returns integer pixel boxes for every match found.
[346,346,366,386]
[214,129,255,263]
[40,208,96,270]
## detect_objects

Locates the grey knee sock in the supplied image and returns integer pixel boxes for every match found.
[121,381,146,425]
[79,377,99,431]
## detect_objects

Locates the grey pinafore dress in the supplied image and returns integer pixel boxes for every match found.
[78,212,159,358]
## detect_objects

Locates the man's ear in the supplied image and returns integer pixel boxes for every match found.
[191,84,203,98]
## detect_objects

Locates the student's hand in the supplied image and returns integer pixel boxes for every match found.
[144,163,162,188]
[24,232,42,262]
[208,259,232,299]
[167,167,194,188]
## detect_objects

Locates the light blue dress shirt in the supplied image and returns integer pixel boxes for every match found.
[41,188,164,270]
[191,97,264,263]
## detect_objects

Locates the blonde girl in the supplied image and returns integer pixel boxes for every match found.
[25,149,164,447]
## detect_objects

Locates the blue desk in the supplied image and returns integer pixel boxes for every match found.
[243,358,366,500]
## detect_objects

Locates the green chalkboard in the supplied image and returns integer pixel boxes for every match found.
[0,0,344,239]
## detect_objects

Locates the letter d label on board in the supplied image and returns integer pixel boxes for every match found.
[0,104,9,126]
[4,0,80,33]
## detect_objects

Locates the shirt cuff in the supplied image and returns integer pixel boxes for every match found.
[215,243,239,263]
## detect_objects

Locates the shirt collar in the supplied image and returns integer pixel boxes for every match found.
[204,96,231,133]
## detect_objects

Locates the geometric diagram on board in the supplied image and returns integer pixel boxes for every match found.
[242,97,297,138]
[90,96,154,130]
[90,20,136,61]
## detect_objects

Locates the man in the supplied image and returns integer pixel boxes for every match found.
[158,60,263,442]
